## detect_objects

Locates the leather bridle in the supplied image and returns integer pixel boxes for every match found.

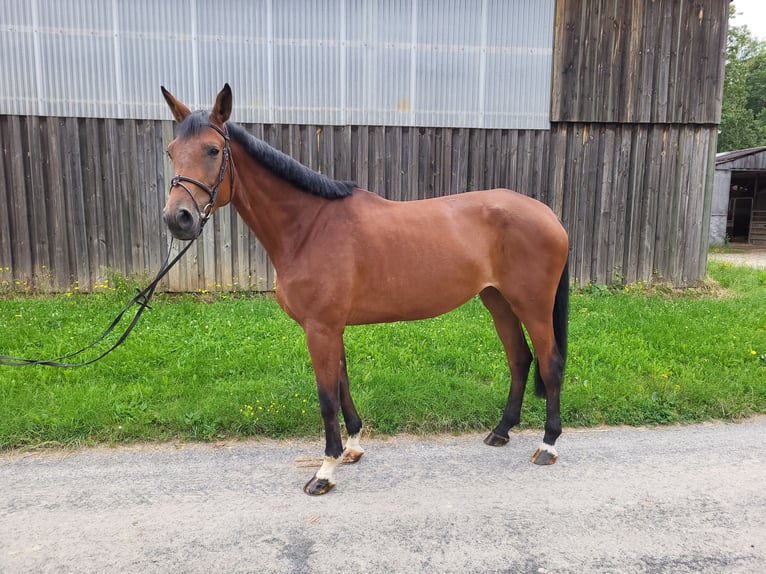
[169,122,234,225]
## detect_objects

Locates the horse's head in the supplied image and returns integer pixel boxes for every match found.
[161,84,235,240]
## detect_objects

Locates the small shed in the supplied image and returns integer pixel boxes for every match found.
[711,147,766,246]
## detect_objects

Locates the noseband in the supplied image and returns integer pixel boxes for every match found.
[169,123,233,224]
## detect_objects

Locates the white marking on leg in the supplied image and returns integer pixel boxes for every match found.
[315,456,340,482]
[537,442,558,457]
[345,433,364,454]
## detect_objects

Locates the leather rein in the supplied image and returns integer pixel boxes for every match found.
[0,123,233,368]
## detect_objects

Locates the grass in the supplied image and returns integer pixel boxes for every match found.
[0,262,765,451]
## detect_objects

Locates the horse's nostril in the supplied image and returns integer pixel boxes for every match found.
[164,206,199,240]
[177,208,194,230]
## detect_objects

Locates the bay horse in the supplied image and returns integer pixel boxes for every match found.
[161,85,569,495]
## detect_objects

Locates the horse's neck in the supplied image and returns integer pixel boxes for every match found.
[230,152,324,271]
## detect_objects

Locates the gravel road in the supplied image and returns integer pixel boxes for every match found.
[1,417,765,573]
[709,248,766,269]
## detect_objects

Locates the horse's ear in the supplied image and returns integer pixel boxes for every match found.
[161,86,191,123]
[211,83,232,125]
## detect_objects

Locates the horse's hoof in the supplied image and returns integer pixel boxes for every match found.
[484,431,510,447]
[342,448,364,464]
[530,444,558,465]
[303,475,335,496]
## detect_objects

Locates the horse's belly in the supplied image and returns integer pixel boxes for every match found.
[346,259,488,325]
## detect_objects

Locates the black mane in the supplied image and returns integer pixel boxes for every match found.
[176,111,355,200]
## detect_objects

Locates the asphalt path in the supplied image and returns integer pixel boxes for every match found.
[1,417,765,574]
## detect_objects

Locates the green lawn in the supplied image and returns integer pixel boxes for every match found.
[0,262,764,450]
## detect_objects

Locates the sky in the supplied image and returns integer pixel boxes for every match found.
[729,0,766,42]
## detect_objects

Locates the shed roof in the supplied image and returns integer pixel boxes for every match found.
[716,146,766,167]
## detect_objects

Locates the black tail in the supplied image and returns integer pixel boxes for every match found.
[534,259,569,398]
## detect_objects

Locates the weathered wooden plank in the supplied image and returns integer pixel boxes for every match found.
[493,130,510,193]
[385,126,402,200]
[506,130,519,192]
[467,129,485,193]
[62,118,90,289]
[550,0,579,121]
[3,116,33,283]
[318,125,334,178]
[559,123,578,273]
[452,128,469,195]
[215,204,234,291]
[402,126,416,198]
[548,124,568,219]
[124,120,145,276]
[81,118,107,286]
[636,0,660,122]
[306,125,320,174]
[636,125,663,281]
[531,130,549,203]
[352,124,369,190]
[593,126,615,283]
[438,128,451,196]
[483,129,498,191]
[565,124,584,285]
[46,118,71,287]
[369,125,386,196]
[335,125,351,182]
[24,116,51,278]
[621,0,641,122]
[580,124,600,284]
[652,125,680,278]
[135,119,162,279]
[0,118,13,277]
[683,127,709,283]
[652,0,673,123]
[419,127,435,198]
[515,130,531,198]
[433,128,446,196]
[623,126,648,284]
[666,127,692,284]
[705,0,728,124]
[610,125,633,283]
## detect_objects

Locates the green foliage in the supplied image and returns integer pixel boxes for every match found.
[0,263,765,450]
[719,5,766,151]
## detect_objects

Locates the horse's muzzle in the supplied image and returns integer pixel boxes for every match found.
[163,206,201,241]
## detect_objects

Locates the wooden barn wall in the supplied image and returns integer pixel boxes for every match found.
[552,122,717,286]
[548,0,726,285]
[1,114,716,292]
[0,116,553,293]
[551,0,728,124]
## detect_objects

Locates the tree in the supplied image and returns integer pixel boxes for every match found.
[718,5,766,152]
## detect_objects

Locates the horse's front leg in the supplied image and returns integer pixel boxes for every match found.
[303,323,345,495]
[339,345,364,464]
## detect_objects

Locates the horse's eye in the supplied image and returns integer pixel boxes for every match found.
[166,149,172,159]
[208,147,220,157]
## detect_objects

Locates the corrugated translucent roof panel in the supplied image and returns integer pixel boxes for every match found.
[0,0,554,129]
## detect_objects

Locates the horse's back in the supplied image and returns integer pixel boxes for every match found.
[348,187,566,259]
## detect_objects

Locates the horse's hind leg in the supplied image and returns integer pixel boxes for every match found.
[523,317,565,465]
[479,287,533,447]
[339,345,364,463]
